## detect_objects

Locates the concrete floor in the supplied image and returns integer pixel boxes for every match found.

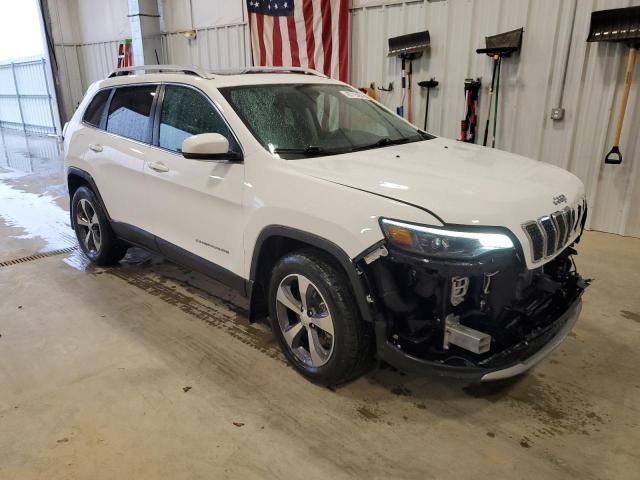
[0,129,639,479]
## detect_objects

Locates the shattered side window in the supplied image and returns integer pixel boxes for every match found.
[159,85,233,153]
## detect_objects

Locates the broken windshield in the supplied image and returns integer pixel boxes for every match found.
[220,83,434,158]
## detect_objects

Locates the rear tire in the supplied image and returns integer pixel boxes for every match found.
[71,186,127,266]
[268,249,374,385]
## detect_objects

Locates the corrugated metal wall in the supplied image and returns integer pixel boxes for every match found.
[47,0,639,236]
[76,41,122,86]
[161,22,250,69]
[53,45,83,122]
[0,58,57,135]
[54,28,248,120]
[53,41,121,121]
[350,0,639,237]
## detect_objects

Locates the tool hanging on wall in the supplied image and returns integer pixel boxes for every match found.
[460,78,481,143]
[492,58,502,148]
[117,39,133,68]
[476,28,523,148]
[358,85,378,100]
[400,58,412,119]
[417,78,438,131]
[481,56,499,147]
[388,31,430,124]
[587,6,640,165]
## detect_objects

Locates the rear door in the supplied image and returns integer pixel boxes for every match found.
[83,84,157,233]
[145,84,245,279]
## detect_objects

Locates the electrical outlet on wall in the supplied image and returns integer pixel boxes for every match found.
[551,108,565,121]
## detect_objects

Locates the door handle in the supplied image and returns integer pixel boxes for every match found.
[88,143,103,153]
[148,161,169,173]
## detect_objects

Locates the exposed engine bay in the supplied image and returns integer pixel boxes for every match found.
[363,241,588,371]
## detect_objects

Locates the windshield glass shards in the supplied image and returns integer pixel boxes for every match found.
[220,84,434,158]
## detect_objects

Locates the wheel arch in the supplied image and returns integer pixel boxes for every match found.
[67,167,111,225]
[248,226,374,323]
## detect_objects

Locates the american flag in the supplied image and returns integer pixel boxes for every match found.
[246,0,350,82]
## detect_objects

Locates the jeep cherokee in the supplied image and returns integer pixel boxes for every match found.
[63,65,587,385]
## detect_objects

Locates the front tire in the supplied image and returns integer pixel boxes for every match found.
[268,249,374,385]
[71,186,127,266]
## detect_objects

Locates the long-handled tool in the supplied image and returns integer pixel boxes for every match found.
[418,78,438,131]
[481,56,499,146]
[460,78,481,143]
[397,56,413,119]
[587,6,640,165]
[491,58,502,148]
[388,30,430,123]
[407,60,413,122]
[476,28,523,148]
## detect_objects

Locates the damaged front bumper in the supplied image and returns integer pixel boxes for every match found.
[374,296,582,382]
[360,240,587,382]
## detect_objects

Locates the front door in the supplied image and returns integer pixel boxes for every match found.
[144,84,245,280]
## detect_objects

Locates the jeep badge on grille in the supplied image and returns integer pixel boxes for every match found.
[553,194,567,205]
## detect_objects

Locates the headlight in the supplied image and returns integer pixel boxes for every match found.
[380,219,514,259]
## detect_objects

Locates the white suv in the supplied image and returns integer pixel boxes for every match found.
[63,65,588,385]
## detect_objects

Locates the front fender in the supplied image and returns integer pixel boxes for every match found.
[242,161,443,276]
[249,225,375,322]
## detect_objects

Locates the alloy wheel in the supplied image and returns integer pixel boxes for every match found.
[75,198,102,254]
[275,274,335,367]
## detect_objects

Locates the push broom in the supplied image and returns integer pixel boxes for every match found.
[587,6,640,165]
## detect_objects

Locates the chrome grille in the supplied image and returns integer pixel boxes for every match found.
[568,208,575,234]
[551,208,569,247]
[575,204,582,230]
[523,222,545,260]
[522,200,586,262]
[540,216,557,257]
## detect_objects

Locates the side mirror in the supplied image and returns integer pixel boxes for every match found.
[181,133,243,161]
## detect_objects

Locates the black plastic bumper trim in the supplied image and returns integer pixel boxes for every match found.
[375,296,583,382]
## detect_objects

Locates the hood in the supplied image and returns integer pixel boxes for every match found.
[288,137,585,228]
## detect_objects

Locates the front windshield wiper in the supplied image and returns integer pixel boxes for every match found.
[272,133,434,157]
[417,130,436,140]
[350,137,410,152]
[272,145,341,157]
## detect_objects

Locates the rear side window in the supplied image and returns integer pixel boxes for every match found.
[106,85,156,142]
[158,85,233,153]
[83,90,110,128]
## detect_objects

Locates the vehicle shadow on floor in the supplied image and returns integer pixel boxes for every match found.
[63,246,609,440]
[84,248,525,403]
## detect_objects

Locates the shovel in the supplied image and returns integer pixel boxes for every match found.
[388,31,430,124]
[587,6,640,165]
[477,28,523,147]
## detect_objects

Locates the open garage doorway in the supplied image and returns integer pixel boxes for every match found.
[0,0,61,137]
